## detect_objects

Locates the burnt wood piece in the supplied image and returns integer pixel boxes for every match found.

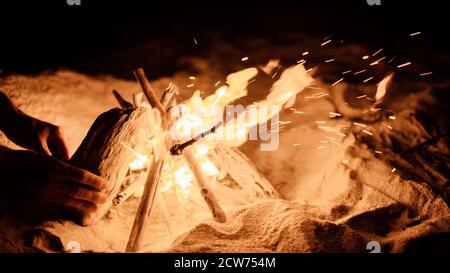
[70,107,155,226]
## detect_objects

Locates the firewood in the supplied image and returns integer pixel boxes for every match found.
[183,146,227,223]
[69,107,156,226]
[209,144,282,200]
[126,157,165,252]
[133,68,165,112]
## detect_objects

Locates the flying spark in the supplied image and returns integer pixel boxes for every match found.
[332,78,344,86]
[354,69,367,75]
[372,48,383,56]
[420,72,433,77]
[363,77,374,83]
[397,62,412,68]
[321,39,332,46]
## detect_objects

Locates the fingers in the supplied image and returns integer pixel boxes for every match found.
[67,185,107,205]
[63,198,98,214]
[47,127,70,161]
[61,163,107,192]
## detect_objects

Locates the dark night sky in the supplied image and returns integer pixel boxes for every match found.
[0,0,448,77]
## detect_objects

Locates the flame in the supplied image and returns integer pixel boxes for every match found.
[128,63,314,207]
[129,153,149,171]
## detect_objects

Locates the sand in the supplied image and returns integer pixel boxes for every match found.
[0,34,449,253]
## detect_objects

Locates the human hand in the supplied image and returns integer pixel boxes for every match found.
[0,147,107,214]
[5,114,70,160]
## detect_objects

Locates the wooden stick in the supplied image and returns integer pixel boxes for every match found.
[126,157,165,252]
[132,93,142,107]
[112,90,134,110]
[160,84,176,110]
[182,146,227,223]
[133,68,165,113]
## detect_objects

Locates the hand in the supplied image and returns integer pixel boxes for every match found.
[8,114,70,160]
[0,91,69,160]
[0,147,107,214]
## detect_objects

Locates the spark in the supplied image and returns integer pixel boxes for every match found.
[278,120,292,125]
[370,56,386,66]
[241,57,249,62]
[353,122,367,128]
[332,78,344,86]
[321,39,332,46]
[342,70,353,75]
[362,129,374,136]
[363,77,374,83]
[388,115,396,120]
[272,72,278,78]
[392,168,397,173]
[325,58,335,63]
[290,108,297,111]
[315,121,327,124]
[305,68,314,73]
[314,92,329,99]
[362,55,369,60]
[294,111,308,115]
[186,84,194,88]
[387,125,393,130]
[374,151,383,154]
[297,59,307,65]
[214,80,221,86]
[420,72,433,76]
[189,76,196,80]
[341,159,349,165]
[317,145,326,150]
[372,48,383,56]
[293,143,302,146]
[302,51,309,56]
[354,69,367,75]
[193,37,198,45]
[357,95,368,99]
[397,62,412,68]
[329,112,342,118]
[410,32,421,37]
[387,56,397,64]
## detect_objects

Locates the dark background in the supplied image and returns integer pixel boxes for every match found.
[0,0,448,79]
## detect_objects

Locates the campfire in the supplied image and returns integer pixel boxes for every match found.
[24,63,315,252]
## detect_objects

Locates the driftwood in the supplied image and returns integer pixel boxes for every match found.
[126,68,171,252]
[209,144,282,200]
[70,107,156,225]
[183,146,227,223]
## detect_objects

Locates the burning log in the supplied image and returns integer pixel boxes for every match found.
[126,68,175,252]
[183,146,227,223]
[209,144,282,200]
[69,107,156,226]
